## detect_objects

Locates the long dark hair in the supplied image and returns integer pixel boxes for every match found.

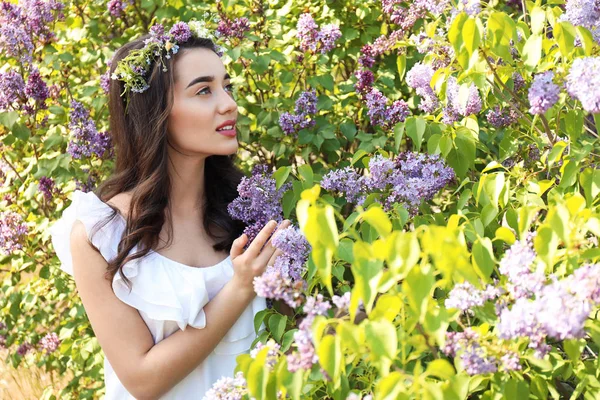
[93,34,245,290]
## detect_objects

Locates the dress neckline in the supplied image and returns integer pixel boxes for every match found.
[84,190,231,271]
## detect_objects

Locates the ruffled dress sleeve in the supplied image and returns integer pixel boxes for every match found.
[49,190,124,276]
[48,190,216,333]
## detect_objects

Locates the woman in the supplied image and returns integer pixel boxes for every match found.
[50,20,289,399]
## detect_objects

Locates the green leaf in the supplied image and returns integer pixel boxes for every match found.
[448,12,468,53]
[563,339,585,363]
[268,314,287,343]
[522,34,542,70]
[471,237,495,281]
[494,227,516,244]
[254,309,270,334]
[462,18,480,55]
[361,206,392,238]
[11,124,30,141]
[281,329,297,352]
[295,165,312,187]
[397,54,406,80]
[0,111,19,129]
[376,372,409,400]
[580,168,600,207]
[426,359,455,380]
[405,117,427,151]
[350,242,383,317]
[530,6,546,35]
[402,264,434,321]
[273,166,291,190]
[555,22,577,57]
[365,319,397,375]
[316,335,342,386]
[370,294,402,322]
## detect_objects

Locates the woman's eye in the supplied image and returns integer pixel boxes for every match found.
[196,84,235,96]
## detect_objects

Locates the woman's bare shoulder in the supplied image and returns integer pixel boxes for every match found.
[106,191,133,220]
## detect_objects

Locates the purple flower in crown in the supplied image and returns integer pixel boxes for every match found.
[169,21,192,42]
[107,0,126,18]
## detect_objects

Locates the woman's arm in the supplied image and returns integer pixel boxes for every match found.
[70,219,283,399]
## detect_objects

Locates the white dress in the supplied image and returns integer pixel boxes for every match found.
[49,190,266,399]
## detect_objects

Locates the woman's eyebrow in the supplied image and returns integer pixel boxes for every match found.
[186,73,231,89]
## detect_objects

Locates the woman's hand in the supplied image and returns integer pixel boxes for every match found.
[229,219,291,294]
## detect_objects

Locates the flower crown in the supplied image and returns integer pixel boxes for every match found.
[111,18,226,100]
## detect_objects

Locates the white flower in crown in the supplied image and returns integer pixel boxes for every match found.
[188,20,213,40]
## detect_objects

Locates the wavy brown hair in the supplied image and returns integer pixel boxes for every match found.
[91,34,245,290]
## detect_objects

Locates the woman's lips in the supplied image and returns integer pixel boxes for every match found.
[216,128,236,137]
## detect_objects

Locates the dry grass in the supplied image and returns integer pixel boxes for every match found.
[0,348,72,400]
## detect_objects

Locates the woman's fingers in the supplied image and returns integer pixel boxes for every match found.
[230,234,247,259]
[245,220,278,259]
[265,248,283,269]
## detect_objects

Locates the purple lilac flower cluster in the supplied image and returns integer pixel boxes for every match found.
[443,77,482,124]
[0,210,28,255]
[443,329,521,375]
[560,0,600,43]
[107,0,127,18]
[381,0,425,31]
[17,342,32,356]
[271,226,311,280]
[498,263,600,357]
[249,339,281,370]
[354,69,375,95]
[38,176,57,201]
[75,173,98,193]
[0,0,64,64]
[296,13,341,54]
[364,88,411,130]
[279,90,318,135]
[445,281,503,313]
[565,57,600,114]
[332,292,351,313]
[486,106,518,128]
[203,371,248,400]
[498,233,545,299]
[39,332,60,353]
[527,71,560,115]
[253,226,310,307]
[406,62,440,113]
[253,265,306,309]
[67,100,113,159]
[321,152,455,213]
[228,164,290,243]
[287,294,331,372]
[0,67,49,113]
[216,17,250,39]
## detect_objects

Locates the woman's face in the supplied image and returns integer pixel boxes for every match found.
[167,47,238,156]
